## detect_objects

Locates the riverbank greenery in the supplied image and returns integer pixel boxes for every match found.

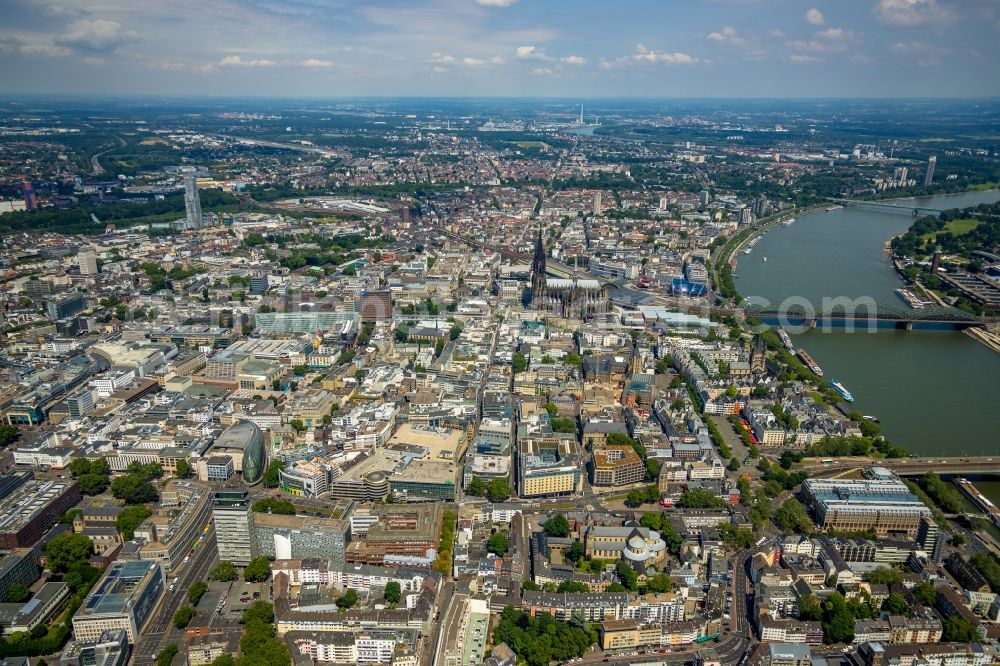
[915,472,967,514]
[892,201,1000,260]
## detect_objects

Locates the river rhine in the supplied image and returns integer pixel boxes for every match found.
[734,190,1000,456]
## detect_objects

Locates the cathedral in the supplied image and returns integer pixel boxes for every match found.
[530,228,610,319]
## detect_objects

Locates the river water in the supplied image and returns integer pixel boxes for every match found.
[735,190,1000,456]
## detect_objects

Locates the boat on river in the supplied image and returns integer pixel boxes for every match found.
[796,348,824,376]
[831,379,854,402]
[777,328,794,352]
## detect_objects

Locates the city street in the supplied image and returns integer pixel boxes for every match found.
[133,529,218,666]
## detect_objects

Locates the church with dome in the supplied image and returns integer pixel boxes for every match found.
[530,228,610,318]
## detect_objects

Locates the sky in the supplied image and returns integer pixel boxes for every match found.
[0,0,998,98]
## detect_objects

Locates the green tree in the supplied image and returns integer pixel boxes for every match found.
[727,457,741,472]
[864,567,902,585]
[336,588,359,610]
[615,561,638,591]
[798,594,822,621]
[244,556,272,583]
[173,606,196,629]
[175,459,192,478]
[77,473,110,495]
[912,582,939,606]
[156,644,179,666]
[883,592,910,617]
[466,476,486,497]
[774,497,813,533]
[384,581,401,604]
[289,419,306,433]
[543,402,558,417]
[116,505,152,540]
[551,417,577,434]
[486,479,511,503]
[210,561,238,582]
[0,424,20,447]
[542,514,571,538]
[567,540,586,563]
[512,353,527,374]
[188,581,208,606]
[44,533,93,572]
[210,657,235,666]
[678,488,726,509]
[5,583,31,603]
[487,533,509,556]
[262,460,285,488]
[942,616,977,643]
[557,580,590,593]
[252,498,296,515]
[643,573,672,594]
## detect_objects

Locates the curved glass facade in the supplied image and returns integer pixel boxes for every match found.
[216,420,266,485]
[241,424,265,485]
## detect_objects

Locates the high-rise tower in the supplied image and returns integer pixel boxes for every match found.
[924,156,936,187]
[183,174,203,229]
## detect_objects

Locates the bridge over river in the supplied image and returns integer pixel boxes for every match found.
[743,301,993,330]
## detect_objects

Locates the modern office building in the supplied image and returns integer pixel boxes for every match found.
[77,250,98,276]
[45,292,86,321]
[59,629,131,666]
[518,436,583,498]
[72,560,165,643]
[254,513,351,566]
[0,478,82,548]
[591,445,645,487]
[249,275,269,295]
[212,489,256,566]
[0,548,41,603]
[184,174,203,229]
[924,155,937,187]
[391,459,456,502]
[135,480,213,572]
[800,478,932,539]
[202,421,265,485]
[254,311,358,334]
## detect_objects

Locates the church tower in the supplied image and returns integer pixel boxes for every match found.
[531,226,546,297]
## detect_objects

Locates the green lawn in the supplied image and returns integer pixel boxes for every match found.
[920,218,981,241]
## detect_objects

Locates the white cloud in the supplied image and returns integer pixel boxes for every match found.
[531,67,553,76]
[301,58,333,68]
[560,55,586,65]
[629,44,697,65]
[786,54,820,63]
[475,0,517,6]
[56,19,138,52]
[706,26,746,46]
[805,8,825,25]
[815,28,852,40]
[19,44,72,57]
[873,0,951,26]
[146,61,187,71]
[787,28,855,53]
[463,56,486,66]
[427,52,457,64]
[516,45,549,60]
[491,55,505,65]
[83,56,105,65]
[601,45,697,68]
[219,55,275,67]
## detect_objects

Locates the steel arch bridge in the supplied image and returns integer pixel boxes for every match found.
[742,301,990,328]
